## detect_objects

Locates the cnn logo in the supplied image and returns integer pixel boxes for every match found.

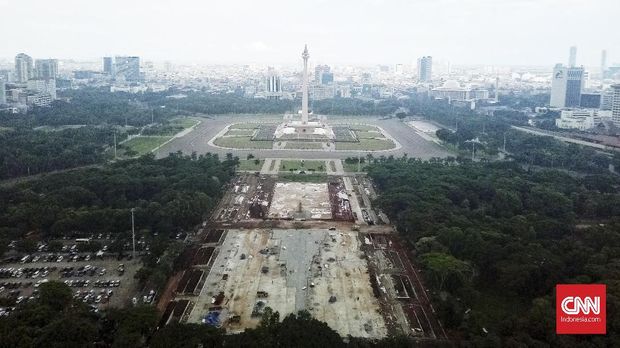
[560,296,600,315]
[556,284,606,335]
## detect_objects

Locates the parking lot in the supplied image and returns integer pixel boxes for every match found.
[0,251,142,310]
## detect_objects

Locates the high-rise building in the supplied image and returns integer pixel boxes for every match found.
[266,68,282,93]
[15,53,34,83]
[417,56,433,82]
[314,65,330,84]
[601,88,614,110]
[0,70,12,83]
[27,79,57,100]
[103,57,114,74]
[601,50,607,79]
[494,76,500,103]
[580,93,601,109]
[612,84,620,126]
[0,78,6,105]
[265,67,283,100]
[114,56,140,82]
[395,64,404,75]
[550,64,584,108]
[35,59,58,79]
[569,46,577,67]
[321,72,334,85]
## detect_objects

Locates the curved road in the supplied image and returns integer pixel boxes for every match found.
[156,115,450,160]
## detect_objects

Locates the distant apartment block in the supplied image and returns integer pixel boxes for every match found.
[114,56,140,82]
[612,84,620,126]
[417,56,432,82]
[15,53,34,83]
[35,59,58,79]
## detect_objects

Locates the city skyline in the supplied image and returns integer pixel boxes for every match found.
[1,0,618,66]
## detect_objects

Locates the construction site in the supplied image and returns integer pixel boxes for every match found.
[158,171,446,341]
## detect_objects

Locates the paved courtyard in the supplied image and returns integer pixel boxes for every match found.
[156,115,450,160]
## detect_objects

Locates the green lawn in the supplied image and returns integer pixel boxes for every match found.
[279,173,328,183]
[349,124,378,131]
[336,138,395,151]
[123,136,171,155]
[213,136,273,149]
[228,123,261,129]
[284,142,323,149]
[171,117,199,129]
[34,125,86,132]
[237,159,264,171]
[280,160,326,172]
[142,118,199,136]
[226,129,256,136]
[355,130,383,139]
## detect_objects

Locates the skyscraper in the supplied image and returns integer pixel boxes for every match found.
[266,68,282,93]
[0,78,6,105]
[314,65,331,84]
[321,72,334,85]
[417,56,432,82]
[15,53,34,83]
[601,50,607,79]
[265,67,283,100]
[569,46,577,67]
[550,64,584,108]
[611,84,620,126]
[103,57,114,75]
[113,56,140,82]
[35,59,58,79]
[601,88,614,110]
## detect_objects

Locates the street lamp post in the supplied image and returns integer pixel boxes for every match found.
[130,208,136,259]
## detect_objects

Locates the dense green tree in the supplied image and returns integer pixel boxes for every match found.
[368,157,620,345]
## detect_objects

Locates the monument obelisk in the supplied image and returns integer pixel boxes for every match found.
[301,45,310,125]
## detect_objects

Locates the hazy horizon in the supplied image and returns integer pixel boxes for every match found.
[2,0,618,66]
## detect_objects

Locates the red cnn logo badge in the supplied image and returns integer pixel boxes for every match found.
[556,284,606,334]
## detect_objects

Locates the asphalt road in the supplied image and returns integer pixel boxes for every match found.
[155,115,451,160]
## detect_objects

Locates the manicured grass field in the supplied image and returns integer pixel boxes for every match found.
[228,123,261,129]
[335,138,395,151]
[237,159,265,171]
[355,130,382,139]
[142,117,199,136]
[349,124,378,131]
[123,136,171,155]
[171,117,199,129]
[279,173,328,183]
[226,129,256,136]
[280,160,326,172]
[213,136,272,149]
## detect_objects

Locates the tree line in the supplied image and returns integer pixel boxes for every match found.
[367,156,620,346]
[0,281,420,347]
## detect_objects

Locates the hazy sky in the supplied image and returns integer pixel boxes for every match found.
[1,0,618,66]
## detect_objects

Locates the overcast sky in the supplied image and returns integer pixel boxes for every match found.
[1,0,618,66]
